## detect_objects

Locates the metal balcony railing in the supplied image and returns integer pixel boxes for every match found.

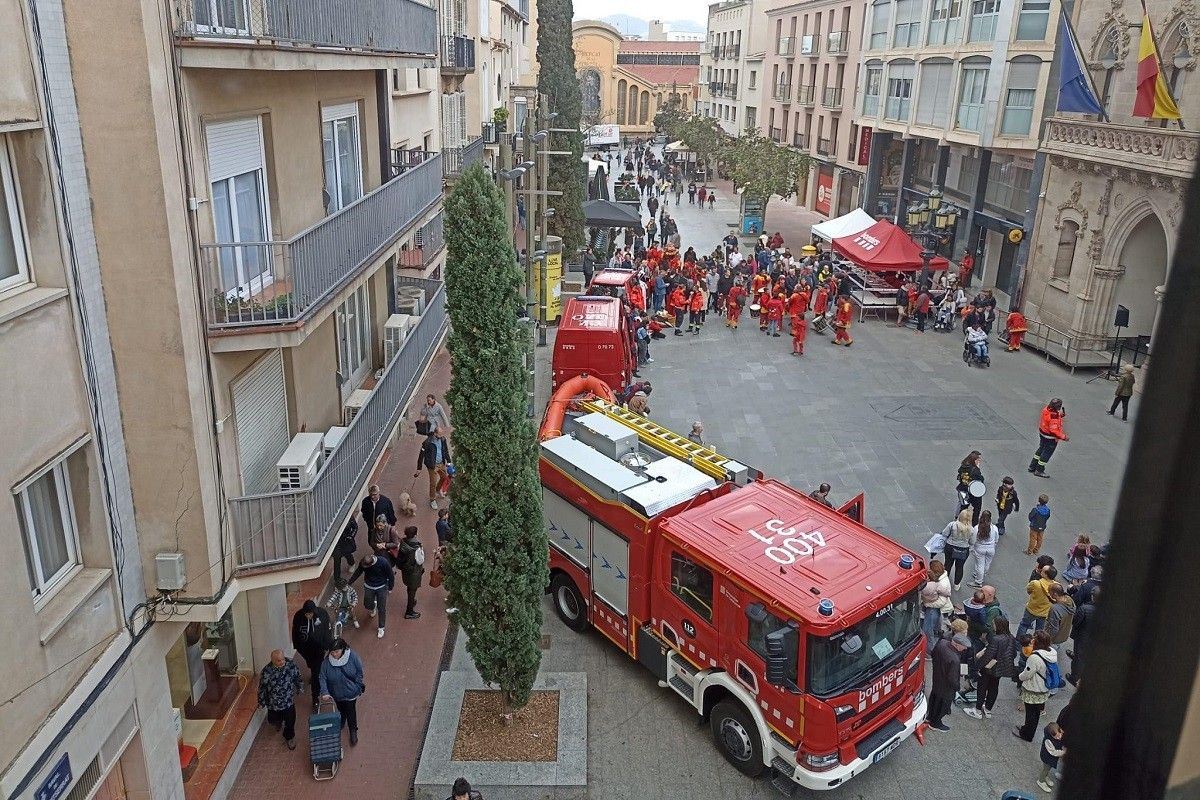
[442,136,485,178]
[441,34,475,71]
[822,87,844,108]
[827,30,850,54]
[797,84,816,105]
[792,132,807,149]
[201,153,441,329]
[777,36,795,56]
[773,83,793,102]
[398,212,444,269]
[229,278,448,572]
[174,0,437,55]
[800,34,819,55]
[770,127,784,143]
[481,121,500,144]
[726,44,741,59]
[709,80,723,94]
[817,137,832,156]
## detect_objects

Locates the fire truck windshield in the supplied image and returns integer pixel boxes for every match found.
[805,591,922,698]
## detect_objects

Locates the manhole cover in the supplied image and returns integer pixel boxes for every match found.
[868,395,1022,441]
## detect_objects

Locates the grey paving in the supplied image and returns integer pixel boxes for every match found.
[525,148,1134,798]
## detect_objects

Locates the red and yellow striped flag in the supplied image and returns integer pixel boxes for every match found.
[1134,14,1182,119]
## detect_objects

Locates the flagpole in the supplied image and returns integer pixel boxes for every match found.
[1140,0,1186,129]
[1062,2,1110,122]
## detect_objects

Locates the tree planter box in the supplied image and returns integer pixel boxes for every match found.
[414,671,587,800]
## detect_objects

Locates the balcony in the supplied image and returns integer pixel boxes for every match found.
[442,136,485,179]
[173,0,437,56]
[817,137,832,156]
[827,30,850,55]
[792,132,807,149]
[1041,118,1200,180]
[777,36,796,56]
[770,127,784,143]
[722,85,739,100]
[230,277,448,573]
[725,44,741,60]
[200,152,442,331]
[481,121,500,145]
[709,80,724,95]
[773,83,793,103]
[519,0,529,18]
[398,212,444,270]
[822,87,844,108]
[800,34,819,55]
[441,34,475,73]
[797,84,816,105]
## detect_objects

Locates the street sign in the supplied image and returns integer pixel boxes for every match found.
[34,754,71,800]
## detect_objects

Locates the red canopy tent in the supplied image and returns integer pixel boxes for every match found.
[831,219,951,272]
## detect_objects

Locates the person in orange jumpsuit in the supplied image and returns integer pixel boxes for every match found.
[957,252,975,287]
[765,292,785,337]
[786,287,806,330]
[1005,309,1028,351]
[627,281,646,313]
[668,284,687,335]
[687,284,705,334]
[758,287,771,331]
[791,310,807,355]
[726,282,746,328]
[832,294,854,346]
[812,286,830,318]
[751,272,769,299]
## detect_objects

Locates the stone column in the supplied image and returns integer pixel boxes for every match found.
[1076,264,1125,338]
[246,584,291,669]
[1150,283,1167,353]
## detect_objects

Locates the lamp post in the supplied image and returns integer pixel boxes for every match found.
[904,187,959,293]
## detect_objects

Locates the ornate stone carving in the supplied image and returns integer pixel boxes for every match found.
[1089,231,1108,262]
[1114,192,1127,209]
[1161,1,1200,71]
[1055,181,1090,230]
[1097,176,1115,215]
[1169,201,1183,225]
[1093,264,1124,281]
[1089,15,1132,68]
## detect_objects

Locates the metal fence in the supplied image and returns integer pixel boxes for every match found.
[398,212,445,269]
[175,0,437,55]
[1017,319,1122,372]
[441,34,475,70]
[230,278,447,571]
[201,153,442,328]
[442,136,485,177]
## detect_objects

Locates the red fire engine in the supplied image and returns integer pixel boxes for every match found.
[539,375,929,792]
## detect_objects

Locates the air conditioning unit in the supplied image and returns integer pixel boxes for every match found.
[344,388,372,425]
[396,286,427,316]
[384,314,413,363]
[277,432,325,490]
[323,426,349,458]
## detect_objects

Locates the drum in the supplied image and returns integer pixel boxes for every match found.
[749,304,761,318]
[968,480,986,498]
[811,314,829,334]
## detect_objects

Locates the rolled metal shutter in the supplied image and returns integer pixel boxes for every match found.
[232,350,290,495]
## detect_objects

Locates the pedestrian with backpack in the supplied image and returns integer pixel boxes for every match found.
[1015,631,1060,741]
[396,525,427,620]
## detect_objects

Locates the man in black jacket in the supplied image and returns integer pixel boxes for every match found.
[396,526,427,619]
[291,599,333,710]
[333,518,358,581]
[361,484,397,529]
[928,633,970,731]
[414,427,452,509]
[348,554,395,639]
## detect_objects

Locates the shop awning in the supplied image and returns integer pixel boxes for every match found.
[831,219,951,272]
[664,140,691,153]
[584,199,643,229]
[811,207,877,242]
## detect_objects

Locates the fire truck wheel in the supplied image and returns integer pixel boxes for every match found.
[550,573,590,632]
[710,699,766,777]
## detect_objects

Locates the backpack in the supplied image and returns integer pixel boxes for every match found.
[1044,659,1064,690]
[413,543,426,567]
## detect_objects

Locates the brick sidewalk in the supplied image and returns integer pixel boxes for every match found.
[230,347,454,800]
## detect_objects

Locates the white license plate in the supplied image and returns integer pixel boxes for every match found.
[872,738,902,764]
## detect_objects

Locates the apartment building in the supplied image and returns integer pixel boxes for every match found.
[3,0,448,797]
[1020,0,1197,351]
[762,0,867,215]
[855,0,1058,301]
[700,0,770,136]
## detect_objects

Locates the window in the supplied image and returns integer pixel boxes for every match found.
[16,454,80,600]
[893,0,922,47]
[984,157,1032,212]
[968,0,999,41]
[1015,0,1050,39]
[915,59,954,126]
[869,0,892,49]
[0,137,30,292]
[955,63,989,131]
[749,70,757,89]
[863,64,884,115]
[191,0,249,34]
[807,591,921,697]
[1052,220,1079,279]
[336,283,372,391]
[885,62,915,120]
[208,118,272,297]
[1001,58,1041,135]
[746,604,798,687]
[927,0,963,45]
[670,551,713,622]
[322,106,363,214]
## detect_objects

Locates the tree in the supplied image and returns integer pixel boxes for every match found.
[536,0,585,255]
[443,163,546,710]
[720,132,810,224]
[653,94,686,139]
[676,114,728,176]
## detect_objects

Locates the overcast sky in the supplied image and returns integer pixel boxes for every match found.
[573,0,708,28]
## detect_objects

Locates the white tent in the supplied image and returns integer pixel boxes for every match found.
[664,140,691,153]
[810,208,878,242]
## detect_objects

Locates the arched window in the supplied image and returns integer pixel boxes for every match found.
[1053,220,1079,280]
[1163,20,1196,94]
[628,83,640,125]
[616,79,627,124]
[1095,23,1124,112]
[579,68,602,116]
[640,91,650,124]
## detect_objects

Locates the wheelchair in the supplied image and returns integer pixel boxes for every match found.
[963,339,991,368]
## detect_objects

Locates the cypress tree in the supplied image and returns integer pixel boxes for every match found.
[443,163,545,709]
[536,0,585,254]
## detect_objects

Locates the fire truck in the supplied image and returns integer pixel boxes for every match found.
[539,375,929,792]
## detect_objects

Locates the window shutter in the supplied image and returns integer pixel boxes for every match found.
[206,117,264,183]
[232,350,290,495]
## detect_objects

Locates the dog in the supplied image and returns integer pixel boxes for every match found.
[398,492,418,517]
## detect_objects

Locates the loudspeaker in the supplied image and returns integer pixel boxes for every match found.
[1114,304,1130,328]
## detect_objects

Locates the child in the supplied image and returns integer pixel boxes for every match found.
[1026,494,1051,556]
[1062,535,1092,584]
[435,507,453,547]
[635,322,651,366]
[791,311,807,355]
[1014,632,1034,682]
[1037,721,1066,793]
[327,576,360,631]
[995,477,1020,534]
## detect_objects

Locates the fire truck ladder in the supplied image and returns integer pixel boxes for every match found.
[579,398,744,483]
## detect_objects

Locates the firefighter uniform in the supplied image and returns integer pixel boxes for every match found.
[688,287,705,334]
[726,284,746,328]
[832,296,854,346]
[669,285,687,335]
[791,312,807,355]
[1028,402,1068,475]
[813,287,830,317]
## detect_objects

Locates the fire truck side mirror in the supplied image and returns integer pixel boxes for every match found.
[764,625,799,692]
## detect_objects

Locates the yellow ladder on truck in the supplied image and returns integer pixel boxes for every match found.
[579,398,738,482]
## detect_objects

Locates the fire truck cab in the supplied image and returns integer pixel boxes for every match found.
[587,268,637,299]
[540,393,928,792]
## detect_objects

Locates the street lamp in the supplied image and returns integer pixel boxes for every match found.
[905,186,959,292]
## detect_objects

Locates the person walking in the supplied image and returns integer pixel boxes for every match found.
[697,185,707,208]
[995,477,1020,535]
[447,777,485,800]
[914,288,931,333]
[1045,584,1076,655]
[941,508,975,591]
[921,561,953,654]
[348,554,395,638]
[970,510,999,588]
[707,190,716,209]
[319,639,366,746]
[1015,631,1058,741]
[396,525,426,620]
[257,649,302,749]
[415,426,452,509]
[1108,365,1135,421]
[419,394,452,434]
[333,518,359,581]
[1028,399,1069,477]
[290,599,333,711]
[1025,494,1052,556]
[955,451,985,525]
[368,514,402,560]
[1018,565,1058,636]
[791,310,807,355]
[927,631,970,731]
[964,616,1018,719]
[687,182,696,205]
[361,485,397,530]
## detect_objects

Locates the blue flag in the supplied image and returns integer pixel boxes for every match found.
[1057,12,1105,114]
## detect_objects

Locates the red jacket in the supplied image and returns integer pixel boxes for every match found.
[726,285,746,310]
[787,291,805,316]
[834,298,853,326]
[1039,406,1068,440]
[689,290,705,312]
[813,288,830,315]
[627,284,645,311]
[667,287,685,314]
[766,297,785,321]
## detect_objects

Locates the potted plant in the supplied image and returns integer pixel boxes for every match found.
[493,106,509,132]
